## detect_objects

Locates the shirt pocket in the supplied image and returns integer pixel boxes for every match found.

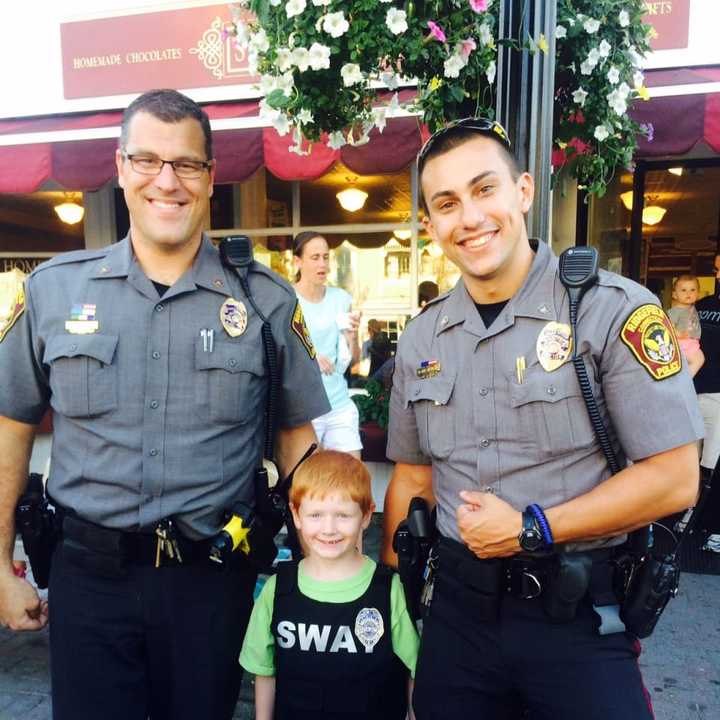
[195,338,266,424]
[406,374,456,459]
[509,360,596,459]
[45,334,119,418]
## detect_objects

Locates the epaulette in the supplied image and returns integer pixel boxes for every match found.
[405,288,452,325]
[248,260,295,298]
[29,248,110,278]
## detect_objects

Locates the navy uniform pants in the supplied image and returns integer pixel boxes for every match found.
[413,574,654,720]
[48,539,256,720]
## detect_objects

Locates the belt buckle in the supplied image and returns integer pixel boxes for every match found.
[507,561,543,599]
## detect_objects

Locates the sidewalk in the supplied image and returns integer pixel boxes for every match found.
[2,522,719,719]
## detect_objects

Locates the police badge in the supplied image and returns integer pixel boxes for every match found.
[220,298,248,337]
[354,607,384,654]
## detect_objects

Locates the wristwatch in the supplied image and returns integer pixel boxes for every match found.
[518,510,544,553]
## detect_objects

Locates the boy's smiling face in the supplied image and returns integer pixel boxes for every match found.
[292,492,372,561]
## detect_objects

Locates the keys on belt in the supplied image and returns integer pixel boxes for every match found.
[155,518,183,567]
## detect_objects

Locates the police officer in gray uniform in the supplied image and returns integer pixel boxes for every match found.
[0,89,329,720]
[382,118,703,719]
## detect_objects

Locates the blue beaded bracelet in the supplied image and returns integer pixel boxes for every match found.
[528,503,554,547]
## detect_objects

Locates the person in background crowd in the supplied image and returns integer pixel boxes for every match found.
[382,117,702,719]
[0,89,329,720]
[240,450,419,720]
[293,232,362,459]
[695,254,720,552]
[667,274,704,377]
[363,319,393,377]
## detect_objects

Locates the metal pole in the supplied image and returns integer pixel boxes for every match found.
[496,0,556,242]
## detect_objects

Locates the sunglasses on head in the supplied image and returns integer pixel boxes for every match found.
[417,117,511,172]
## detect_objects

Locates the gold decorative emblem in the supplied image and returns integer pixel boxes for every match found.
[291,302,316,358]
[0,269,25,343]
[536,321,572,372]
[190,17,251,80]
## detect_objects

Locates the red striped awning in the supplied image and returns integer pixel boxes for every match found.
[0,98,424,194]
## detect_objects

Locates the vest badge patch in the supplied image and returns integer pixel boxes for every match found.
[291,302,316,358]
[354,607,384,653]
[620,304,681,381]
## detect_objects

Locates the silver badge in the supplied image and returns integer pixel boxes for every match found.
[354,607,384,653]
[220,298,248,337]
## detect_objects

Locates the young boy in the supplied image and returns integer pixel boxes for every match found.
[240,450,419,720]
[668,274,705,377]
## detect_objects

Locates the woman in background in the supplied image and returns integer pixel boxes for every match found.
[293,231,362,458]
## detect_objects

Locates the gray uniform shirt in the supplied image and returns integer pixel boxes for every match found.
[0,235,330,538]
[387,240,703,546]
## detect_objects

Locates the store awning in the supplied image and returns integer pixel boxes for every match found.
[632,66,720,157]
[0,96,424,194]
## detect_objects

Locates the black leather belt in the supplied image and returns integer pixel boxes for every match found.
[60,510,214,567]
[436,536,615,601]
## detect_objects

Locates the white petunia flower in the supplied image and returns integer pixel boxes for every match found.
[443,54,464,79]
[618,82,631,98]
[308,42,331,70]
[580,60,593,76]
[619,10,630,27]
[583,18,600,34]
[286,0,306,19]
[486,60,497,84]
[327,131,346,149]
[292,47,311,72]
[371,106,388,133]
[607,66,620,84]
[572,87,588,106]
[479,23,493,46]
[296,108,314,125]
[275,48,293,72]
[277,71,295,97]
[323,11,349,38]
[587,48,600,66]
[289,127,310,155]
[250,28,270,53]
[247,48,259,75]
[312,0,331,5]
[627,46,644,68]
[599,39,611,58]
[233,21,250,46]
[555,25,567,39]
[341,63,364,87]
[633,70,645,89]
[258,74,279,95]
[386,8,408,35]
[270,0,281,5]
[594,125,609,141]
[272,113,290,136]
[606,89,627,115]
[258,98,279,121]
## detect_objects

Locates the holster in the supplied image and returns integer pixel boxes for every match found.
[542,553,592,623]
[15,474,59,589]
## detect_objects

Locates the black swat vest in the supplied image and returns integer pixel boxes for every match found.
[271,561,408,720]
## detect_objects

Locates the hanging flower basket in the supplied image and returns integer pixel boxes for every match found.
[228,0,653,197]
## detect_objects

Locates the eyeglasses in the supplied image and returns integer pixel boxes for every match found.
[417,117,511,173]
[122,153,213,179]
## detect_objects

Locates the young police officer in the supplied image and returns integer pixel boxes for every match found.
[0,89,329,720]
[383,118,703,719]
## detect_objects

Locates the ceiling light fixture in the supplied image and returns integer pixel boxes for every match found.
[668,167,683,176]
[619,191,667,225]
[336,187,368,212]
[393,228,412,240]
[54,201,85,225]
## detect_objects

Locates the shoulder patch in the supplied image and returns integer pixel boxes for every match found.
[0,275,25,343]
[291,301,316,358]
[620,304,682,381]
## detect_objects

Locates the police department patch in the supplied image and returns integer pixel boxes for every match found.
[0,276,25,343]
[291,302,316,358]
[620,304,681,381]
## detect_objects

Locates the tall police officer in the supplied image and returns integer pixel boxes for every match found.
[382,118,703,719]
[0,89,330,720]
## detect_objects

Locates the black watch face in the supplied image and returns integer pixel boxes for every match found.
[520,528,543,552]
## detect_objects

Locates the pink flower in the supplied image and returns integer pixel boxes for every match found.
[459,37,477,62]
[427,21,447,43]
[469,0,489,12]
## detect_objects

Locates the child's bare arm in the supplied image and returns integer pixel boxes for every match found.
[407,676,416,720]
[254,675,276,720]
[687,349,705,378]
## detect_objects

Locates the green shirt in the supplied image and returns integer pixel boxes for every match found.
[239,557,420,677]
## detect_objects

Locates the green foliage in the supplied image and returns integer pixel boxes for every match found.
[352,379,390,430]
